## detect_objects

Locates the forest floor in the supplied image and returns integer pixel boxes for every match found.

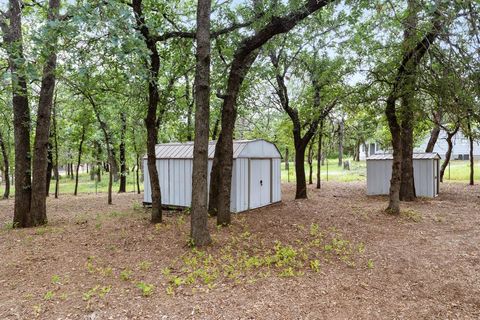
[0,182,479,319]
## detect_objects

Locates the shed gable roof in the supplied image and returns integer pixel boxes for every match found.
[367,152,441,160]
[147,139,281,159]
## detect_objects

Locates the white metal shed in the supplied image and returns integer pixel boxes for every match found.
[367,153,441,198]
[143,139,282,212]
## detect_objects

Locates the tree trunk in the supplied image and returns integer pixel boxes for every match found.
[294,142,308,198]
[2,0,33,227]
[46,140,53,196]
[208,0,335,224]
[136,154,141,194]
[467,116,474,186]
[211,115,220,140]
[185,73,194,141]
[53,98,59,199]
[190,0,213,245]
[108,164,113,205]
[337,119,344,167]
[0,131,9,199]
[118,112,127,193]
[307,138,314,185]
[74,126,85,196]
[285,147,289,171]
[385,97,402,214]
[440,126,459,182]
[399,95,416,201]
[354,140,360,162]
[30,0,61,225]
[133,0,162,223]
[316,120,324,189]
[425,126,440,153]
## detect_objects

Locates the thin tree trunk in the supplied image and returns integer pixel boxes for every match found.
[136,154,141,194]
[467,116,474,186]
[285,147,289,171]
[185,73,194,141]
[133,0,162,223]
[440,126,459,182]
[108,164,113,204]
[118,112,127,193]
[190,0,213,245]
[2,0,33,227]
[74,126,85,196]
[0,131,9,199]
[53,97,59,199]
[425,123,440,152]
[338,119,344,167]
[308,138,314,185]
[211,115,220,140]
[316,120,323,189]
[46,140,53,196]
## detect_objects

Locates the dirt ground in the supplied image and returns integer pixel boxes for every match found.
[0,182,479,319]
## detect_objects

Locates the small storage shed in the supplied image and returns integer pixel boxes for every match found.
[143,139,282,212]
[367,153,441,198]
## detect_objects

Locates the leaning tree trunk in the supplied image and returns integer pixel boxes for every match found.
[108,165,113,205]
[133,0,162,223]
[0,131,10,199]
[190,0,213,245]
[74,126,85,196]
[2,0,33,227]
[208,0,335,225]
[118,112,127,193]
[440,126,459,182]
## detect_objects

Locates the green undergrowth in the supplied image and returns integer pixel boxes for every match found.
[37,222,372,313]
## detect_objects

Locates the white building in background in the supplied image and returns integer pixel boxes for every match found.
[360,129,480,161]
[143,139,282,213]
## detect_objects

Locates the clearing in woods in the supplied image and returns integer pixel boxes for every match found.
[0,182,479,319]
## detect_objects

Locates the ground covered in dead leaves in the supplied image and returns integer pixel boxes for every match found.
[0,182,479,319]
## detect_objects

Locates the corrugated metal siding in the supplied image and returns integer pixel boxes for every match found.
[368,153,440,160]
[234,159,249,212]
[143,159,151,203]
[272,158,282,202]
[367,158,437,197]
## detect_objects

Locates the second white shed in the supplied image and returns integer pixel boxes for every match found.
[367,153,441,198]
[143,139,282,212]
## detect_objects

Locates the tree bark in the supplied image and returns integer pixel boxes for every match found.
[118,112,127,193]
[132,0,162,223]
[2,0,33,227]
[0,131,9,199]
[440,125,459,182]
[399,95,416,201]
[74,126,85,196]
[190,0,213,245]
[108,164,113,205]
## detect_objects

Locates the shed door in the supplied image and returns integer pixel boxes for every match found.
[249,159,271,209]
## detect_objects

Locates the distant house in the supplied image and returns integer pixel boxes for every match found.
[359,130,480,161]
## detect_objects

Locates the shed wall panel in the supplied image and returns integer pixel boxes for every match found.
[272,158,282,202]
